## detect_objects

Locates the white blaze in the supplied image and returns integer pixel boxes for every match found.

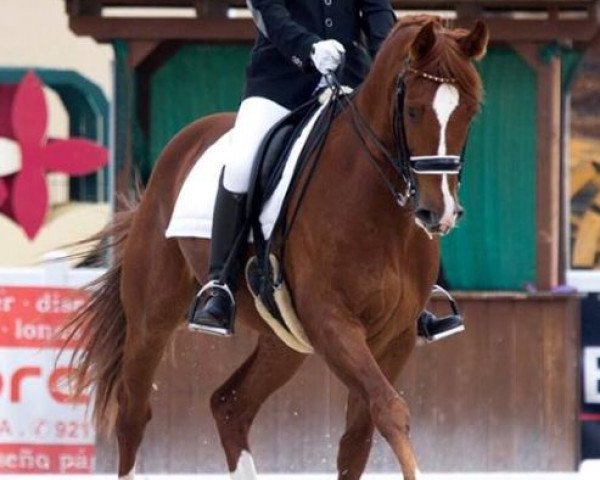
[231,450,258,480]
[440,173,454,227]
[119,467,135,480]
[432,84,460,227]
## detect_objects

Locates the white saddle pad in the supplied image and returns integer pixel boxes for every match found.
[165,102,327,241]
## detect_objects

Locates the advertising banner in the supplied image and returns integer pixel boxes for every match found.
[582,293,600,460]
[0,286,95,473]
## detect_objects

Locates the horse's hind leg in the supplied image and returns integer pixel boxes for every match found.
[116,232,192,478]
[211,334,306,477]
[115,330,174,478]
[337,337,414,480]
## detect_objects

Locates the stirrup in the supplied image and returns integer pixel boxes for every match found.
[417,285,465,343]
[432,284,460,316]
[197,280,235,306]
[187,280,236,336]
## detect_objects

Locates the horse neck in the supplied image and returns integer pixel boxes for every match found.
[325,39,415,233]
[352,24,415,144]
[352,67,397,154]
[297,66,416,250]
[292,30,422,249]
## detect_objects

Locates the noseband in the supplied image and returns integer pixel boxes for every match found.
[333,63,465,207]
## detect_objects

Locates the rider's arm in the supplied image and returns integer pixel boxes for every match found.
[359,0,396,57]
[247,0,322,70]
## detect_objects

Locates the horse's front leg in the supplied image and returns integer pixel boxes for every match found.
[306,313,418,479]
[336,334,417,480]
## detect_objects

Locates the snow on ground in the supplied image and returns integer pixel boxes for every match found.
[3,463,600,479]
[1,473,599,480]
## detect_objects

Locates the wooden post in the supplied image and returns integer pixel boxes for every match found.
[537,55,562,290]
[513,44,562,290]
[113,41,135,202]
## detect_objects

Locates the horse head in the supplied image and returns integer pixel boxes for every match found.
[371,16,489,236]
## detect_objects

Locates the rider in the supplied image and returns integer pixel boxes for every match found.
[187,0,465,342]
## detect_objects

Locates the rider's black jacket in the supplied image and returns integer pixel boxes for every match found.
[244,0,396,109]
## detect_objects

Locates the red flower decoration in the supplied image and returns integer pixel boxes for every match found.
[0,72,108,239]
[0,180,7,207]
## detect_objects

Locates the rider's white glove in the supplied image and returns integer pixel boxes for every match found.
[310,40,346,74]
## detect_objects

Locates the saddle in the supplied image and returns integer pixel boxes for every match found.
[246,98,320,214]
[240,95,340,352]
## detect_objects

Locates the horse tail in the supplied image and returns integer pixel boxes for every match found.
[61,198,137,434]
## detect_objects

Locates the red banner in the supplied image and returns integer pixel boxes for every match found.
[0,286,95,474]
[0,445,94,473]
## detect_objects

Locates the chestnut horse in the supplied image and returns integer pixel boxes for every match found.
[65,16,488,480]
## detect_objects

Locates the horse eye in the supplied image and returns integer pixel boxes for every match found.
[407,107,420,121]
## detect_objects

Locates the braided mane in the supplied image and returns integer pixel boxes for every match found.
[387,15,484,106]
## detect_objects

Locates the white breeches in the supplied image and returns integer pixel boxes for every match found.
[223,96,290,193]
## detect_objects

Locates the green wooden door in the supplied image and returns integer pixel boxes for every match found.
[146,46,540,290]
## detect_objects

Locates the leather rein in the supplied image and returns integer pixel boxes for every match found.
[327,63,464,208]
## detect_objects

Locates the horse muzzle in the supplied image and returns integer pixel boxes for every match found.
[414,207,460,236]
[410,155,463,236]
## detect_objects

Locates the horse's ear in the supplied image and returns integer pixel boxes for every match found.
[458,20,489,60]
[410,21,437,61]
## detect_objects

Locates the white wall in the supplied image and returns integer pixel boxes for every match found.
[0,0,113,100]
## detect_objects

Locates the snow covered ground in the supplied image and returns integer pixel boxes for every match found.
[2,464,600,479]
[1,473,600,480]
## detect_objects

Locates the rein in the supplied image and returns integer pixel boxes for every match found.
[328,64,464,207]
[263,64,465,286]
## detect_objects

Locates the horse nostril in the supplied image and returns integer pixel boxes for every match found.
[456,207,465,221]
[415,208,439,228]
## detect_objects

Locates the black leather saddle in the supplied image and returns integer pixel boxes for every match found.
[246,97,321,219]
[242,91,349,334]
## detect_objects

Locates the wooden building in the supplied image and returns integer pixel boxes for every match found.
[64,0,593,473]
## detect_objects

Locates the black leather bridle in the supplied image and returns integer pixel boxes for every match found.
[263,65,468,288]
[329,64,465,207]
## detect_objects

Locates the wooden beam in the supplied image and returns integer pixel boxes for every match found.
[70,16,256,42]
[536,54,562,290]
[455,2,483,19]
[83,0,598,9]
[456,18,599,42]
[67,0,102,15]
[70,15,600,43]
[128,40,160,68]
[513,44,562,290]
[193,0,227,17]
[510,43,540,70]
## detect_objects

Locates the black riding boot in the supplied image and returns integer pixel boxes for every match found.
[187,178,247,336]
[417,310,464,342]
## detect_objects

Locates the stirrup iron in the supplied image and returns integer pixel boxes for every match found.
[417,285,465,343]
[188,280,236,336]
[197,280,235,306]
